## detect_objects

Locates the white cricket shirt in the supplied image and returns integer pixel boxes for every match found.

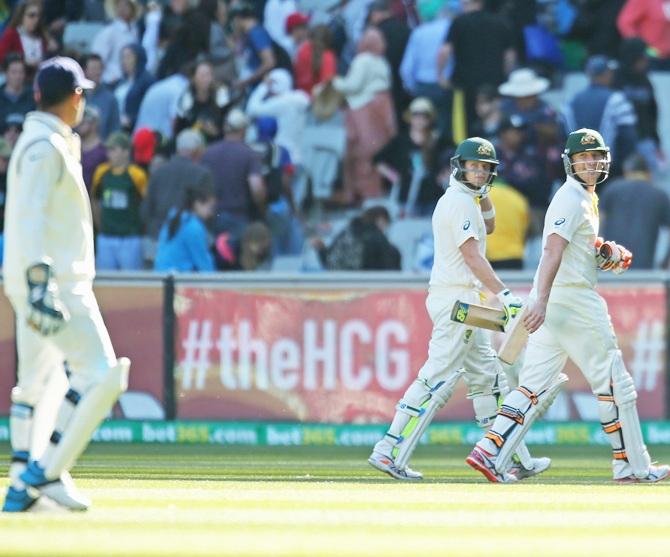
[3,111,95,298]
[535,175,599,289]
[429,177,486,289]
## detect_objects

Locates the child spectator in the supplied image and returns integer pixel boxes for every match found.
[92,131,148,270]
[154,181,217,272]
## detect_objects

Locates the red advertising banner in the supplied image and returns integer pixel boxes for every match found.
[175,285,667,422]
[0,285,164,417]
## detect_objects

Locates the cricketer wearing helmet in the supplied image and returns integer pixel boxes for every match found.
[368,137,549,481]
[467,129,670,483]
[2,57,130,512]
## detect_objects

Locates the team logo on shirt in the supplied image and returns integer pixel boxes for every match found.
[554,218,566,226]
[463,220,471,230]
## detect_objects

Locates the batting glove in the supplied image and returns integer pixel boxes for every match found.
[496,288,523,328]
[612,244,632,275]
[25,259,70,336]
[595,237,620,271]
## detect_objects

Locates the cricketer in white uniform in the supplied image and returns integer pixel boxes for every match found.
[368,137,548,481]
[467,128,670,483]
[2,57,130,512]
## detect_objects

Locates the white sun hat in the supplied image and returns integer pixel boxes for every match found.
[498,68,550,97]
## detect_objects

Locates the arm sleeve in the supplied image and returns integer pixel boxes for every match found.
[399,31,417,93]
[15,141,64,265]
[91,163,109,198]
[129,165,149,196]
[332,55,367,95]
[544,196,582,242]
[184,219,215,271]
[448,197,482,247]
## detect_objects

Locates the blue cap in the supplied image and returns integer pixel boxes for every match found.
[34,57,94,103]
[585,55,619,77]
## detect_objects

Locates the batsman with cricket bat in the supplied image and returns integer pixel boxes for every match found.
[368,137,549,481]
[467,128,670,483]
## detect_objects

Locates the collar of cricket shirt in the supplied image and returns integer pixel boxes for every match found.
[28,111,75,140]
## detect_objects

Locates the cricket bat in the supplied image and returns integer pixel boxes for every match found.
[498,307,529,365]
[450,300,529,364]
[450,300,506,332]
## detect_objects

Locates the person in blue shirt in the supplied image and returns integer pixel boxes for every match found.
[154,181,217,272]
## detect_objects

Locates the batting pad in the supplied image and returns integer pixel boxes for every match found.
[493,374,569,474]
[44,358,130,479]
[611,351,651,478]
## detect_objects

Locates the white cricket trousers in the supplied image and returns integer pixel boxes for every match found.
[418,286,500,396]
[10,287,117,406]
[519,286,618,394]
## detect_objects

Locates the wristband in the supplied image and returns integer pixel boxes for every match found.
[481,207,495,219]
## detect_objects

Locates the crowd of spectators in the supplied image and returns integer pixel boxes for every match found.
[0,0,669,273]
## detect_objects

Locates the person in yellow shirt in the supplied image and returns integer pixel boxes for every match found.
[485,178,529,269]
[91,131,148,269]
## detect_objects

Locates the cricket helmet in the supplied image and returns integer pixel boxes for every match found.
[562,128,611,185]
[450,137,499,195]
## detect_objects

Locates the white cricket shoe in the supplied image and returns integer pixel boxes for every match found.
[615,464,670,484]
[368,451,423,480]
[509,457,551,480]
[466,446,517,483]
[21,462,90,511]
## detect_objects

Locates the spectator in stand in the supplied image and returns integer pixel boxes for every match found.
[207,0,237,84]
[284,12,310,60]
[134,63,190,141]
[0,138,9,267]
[246,68,310,172]
[614,38,665,175]
[485,177,530,270]
[230,2,277,91]
[83,53,121,140]
[568,0,626,61]
[293,24,337,97]
[201,108,266,241]
[78,106,107,194]
[1,112,23,148]
[498,67,565,185]
[564,55,638,179]
[600,154,670,270]
[333,27,396,205]
[469,85,503,143]
[115,44,154,132]
[315,205,401,270]
[154,180,217,272]
[263,0,297,55]
[238,221,273,271]
[248,116,304,255]
[141,0,190,75]
[92,131,148,270]
[617,0,670,70]
[399,2,453,136]
[175,58,233,144]
[495,115,549,220]
[142,129,212,251]
[367,0,410,127]
[91,0,140,85]
[0,54,34,126]
[131,127,157,172]
[155,0,211,79]
[437,0,516,138]
[375,96,443,216]
[0,0,56,73]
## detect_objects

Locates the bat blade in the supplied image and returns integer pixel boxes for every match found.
[450,300,506,332]
[498,308,529,365]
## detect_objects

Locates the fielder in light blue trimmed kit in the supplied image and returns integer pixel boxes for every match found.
[2,57,130,512]
[368,137,549,481]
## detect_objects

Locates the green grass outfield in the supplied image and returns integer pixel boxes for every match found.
[2,443,670,556]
